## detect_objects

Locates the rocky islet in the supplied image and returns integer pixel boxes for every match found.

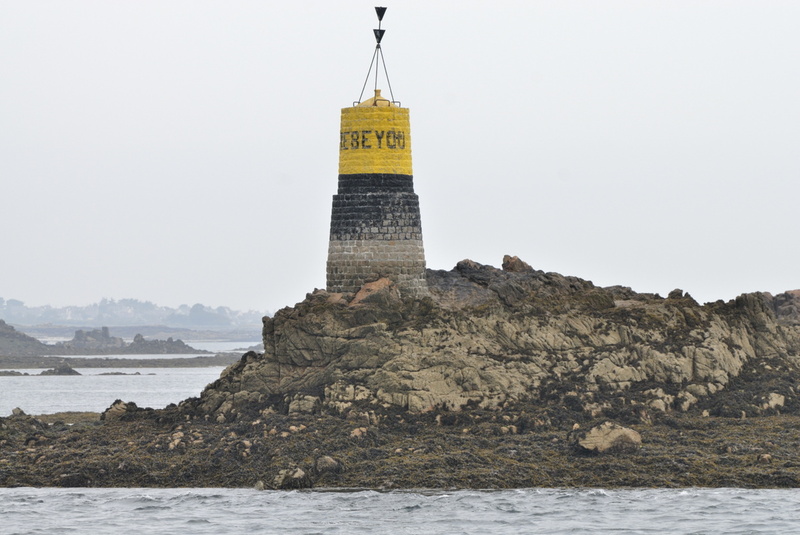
[3,256,800,489]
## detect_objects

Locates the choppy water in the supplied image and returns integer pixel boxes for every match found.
[0,367,224,415]
[1,487,798,534]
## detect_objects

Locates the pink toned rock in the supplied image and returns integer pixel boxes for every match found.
[350,278,397,306]
[502,255,533,272]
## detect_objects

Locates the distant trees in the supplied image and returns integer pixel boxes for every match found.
[0,297,268,329]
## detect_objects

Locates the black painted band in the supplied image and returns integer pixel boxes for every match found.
[337,174,415,194]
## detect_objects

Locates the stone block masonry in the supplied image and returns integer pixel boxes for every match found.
[326,102,428,297]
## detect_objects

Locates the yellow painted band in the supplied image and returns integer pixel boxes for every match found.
[338,106,412,175]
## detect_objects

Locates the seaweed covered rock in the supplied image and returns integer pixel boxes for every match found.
[185,258,800,423]
[0,408,50,449]
[272,467,313,489]
[101,400,144,422]
[39,363,81,376]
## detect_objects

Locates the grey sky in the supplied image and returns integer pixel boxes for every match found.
[2,1,799,313]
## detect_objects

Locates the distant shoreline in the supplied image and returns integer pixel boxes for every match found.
[0,353,242,369]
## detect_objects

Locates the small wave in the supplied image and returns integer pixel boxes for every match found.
[133,505,172,512]
[583,488,611,497]
[129,493,159,502]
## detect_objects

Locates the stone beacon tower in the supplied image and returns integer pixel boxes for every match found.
[326,7,428,297]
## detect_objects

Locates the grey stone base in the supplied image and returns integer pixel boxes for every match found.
[327,238,429,297]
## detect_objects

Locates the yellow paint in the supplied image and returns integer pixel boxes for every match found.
[356,89,394,107]
[339,105,412,175]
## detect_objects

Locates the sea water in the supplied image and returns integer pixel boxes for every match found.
[0,487,798,534]
[0,366,225,415]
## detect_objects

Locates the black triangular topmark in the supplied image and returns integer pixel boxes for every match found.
[375,7,387,21]
[374,29,385,44]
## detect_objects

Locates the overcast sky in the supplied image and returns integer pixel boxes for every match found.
[2,1,799,314]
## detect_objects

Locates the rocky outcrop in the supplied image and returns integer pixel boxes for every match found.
[56,327,125,352]
[5,260,800,490]
[1,321,204,358]
[0,320,50,357]
[1,364,81,376]
[185,258,800,424]
[271,467,313,489]
[766,290,800,326]
[39,363,81,376]
[122,334,200,354]
[101,400,138,421]
[55,329,201,355]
